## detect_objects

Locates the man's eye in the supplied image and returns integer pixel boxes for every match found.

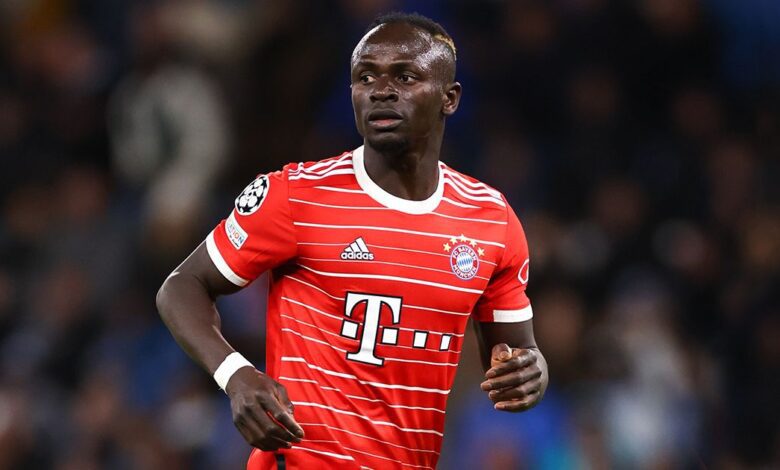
[360,75,375,84]
[399,74,416,83]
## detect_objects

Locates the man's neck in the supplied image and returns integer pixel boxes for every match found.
[362,142,441,201]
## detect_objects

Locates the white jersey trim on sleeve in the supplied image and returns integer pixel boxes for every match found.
[206,231,249,286]
[492,305,533,323]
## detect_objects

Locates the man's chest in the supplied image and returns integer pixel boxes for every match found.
[289,221,498,347]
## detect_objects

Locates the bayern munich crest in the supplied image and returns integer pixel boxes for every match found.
[443,235,484,280]
[235,174,270,215]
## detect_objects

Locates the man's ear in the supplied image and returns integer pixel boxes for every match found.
[442,81,462,116]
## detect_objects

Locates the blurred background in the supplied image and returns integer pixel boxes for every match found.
[0,0,778,468]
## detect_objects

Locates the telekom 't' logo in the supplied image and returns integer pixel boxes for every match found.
[340,292,402,366]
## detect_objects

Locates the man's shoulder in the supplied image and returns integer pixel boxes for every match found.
[279,150,356,188]
[439,163,508,213]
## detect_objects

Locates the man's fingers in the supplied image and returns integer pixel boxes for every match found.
[251,404,301,448]
[235,408,288,451]
[494,391,542,412]
[264,397,303,442]
[227,374,305,449]
[266,406,304,441]
[490,343,513,363]
[480,367,541,391]
[274,384,295,414]
[272,385,305,438]
[233,414,261,444]
[485,349,537,379]
[488,380,541,402]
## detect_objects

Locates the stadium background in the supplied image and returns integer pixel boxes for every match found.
[0,0,778,468]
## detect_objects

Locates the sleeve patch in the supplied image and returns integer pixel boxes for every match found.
[235,174,270,215]
[225,212,248,249]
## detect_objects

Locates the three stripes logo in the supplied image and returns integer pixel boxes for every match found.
[341,237,374,261]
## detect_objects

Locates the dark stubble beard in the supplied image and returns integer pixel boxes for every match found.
[367,134,410,156]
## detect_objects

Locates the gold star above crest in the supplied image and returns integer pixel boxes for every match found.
[478,247,485,257]
[449,236,458,244]
[469,239,477,247]
[443,243,451,252]
[459,234,467,242]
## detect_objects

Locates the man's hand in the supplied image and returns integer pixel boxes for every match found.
[479,343,546,412]
[225,367,305,451]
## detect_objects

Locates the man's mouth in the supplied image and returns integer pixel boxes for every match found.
[367,110,403,130]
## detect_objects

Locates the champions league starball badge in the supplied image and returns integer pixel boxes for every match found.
[235,174,270,215]
[443,234,484,280]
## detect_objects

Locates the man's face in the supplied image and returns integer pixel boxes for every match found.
[350,23,456,153]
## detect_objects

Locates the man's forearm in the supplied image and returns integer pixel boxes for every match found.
[474,321,540,371]
[156,260,305,449]
[156,273,236,375]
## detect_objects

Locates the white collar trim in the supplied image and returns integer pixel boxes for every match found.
[352,146,444,215]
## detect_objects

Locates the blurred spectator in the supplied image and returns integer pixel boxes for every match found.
[108,2,229,264]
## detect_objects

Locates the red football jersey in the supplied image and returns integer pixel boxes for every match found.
[208,146,532,469]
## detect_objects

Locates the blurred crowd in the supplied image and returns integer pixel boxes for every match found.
[0,0,777,469]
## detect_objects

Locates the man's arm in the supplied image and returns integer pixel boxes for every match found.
[473,320,549,412]
[156,242,304,450]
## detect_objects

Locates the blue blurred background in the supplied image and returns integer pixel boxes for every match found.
[0,0,778,468]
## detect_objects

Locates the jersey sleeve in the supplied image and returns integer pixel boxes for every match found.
[205,167,297,286]
[472,203,533,323]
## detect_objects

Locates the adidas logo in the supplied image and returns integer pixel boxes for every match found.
[341,237,375,261]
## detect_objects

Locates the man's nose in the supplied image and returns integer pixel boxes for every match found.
[370,78,398,102]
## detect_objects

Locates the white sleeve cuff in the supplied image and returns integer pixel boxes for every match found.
[492,305,533,323]
[206,231,249,286]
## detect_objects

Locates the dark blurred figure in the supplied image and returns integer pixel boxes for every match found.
[108,2,229,274]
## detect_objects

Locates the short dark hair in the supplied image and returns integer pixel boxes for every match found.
[367,12,457,60]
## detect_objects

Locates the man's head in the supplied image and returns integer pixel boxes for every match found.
[351,13,461,154]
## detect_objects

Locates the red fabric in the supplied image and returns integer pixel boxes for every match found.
[211,150,531,469]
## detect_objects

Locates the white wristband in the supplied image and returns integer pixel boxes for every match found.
[213,352,253,391]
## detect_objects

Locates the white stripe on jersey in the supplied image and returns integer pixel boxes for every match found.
[283,276,473,318]
[281,356,451,394]
[297,422,440,455]
[430,211,507,225]
[443,179,506,207]
[297,256,491,281]
[341,445,435,469]
[440,196,480,209]
[296,242,498,267]
[282,293,465,338]
[281,296,341,319]
[313,185,366,194]
[443,174,501,198]
[290,198,387,210]
[290,154,351,175]
[289,197,505,224]
[442,169,503,199]
[292,400,444,436]
[281,327,459,367]
[290,160,351,178]
[290,445,355,461]
[293,221,505,248]
[279,376,447,414]
[295,263,485,295]
[280,311,461,353]
[205,231,249,286]
[289,168,355,181]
